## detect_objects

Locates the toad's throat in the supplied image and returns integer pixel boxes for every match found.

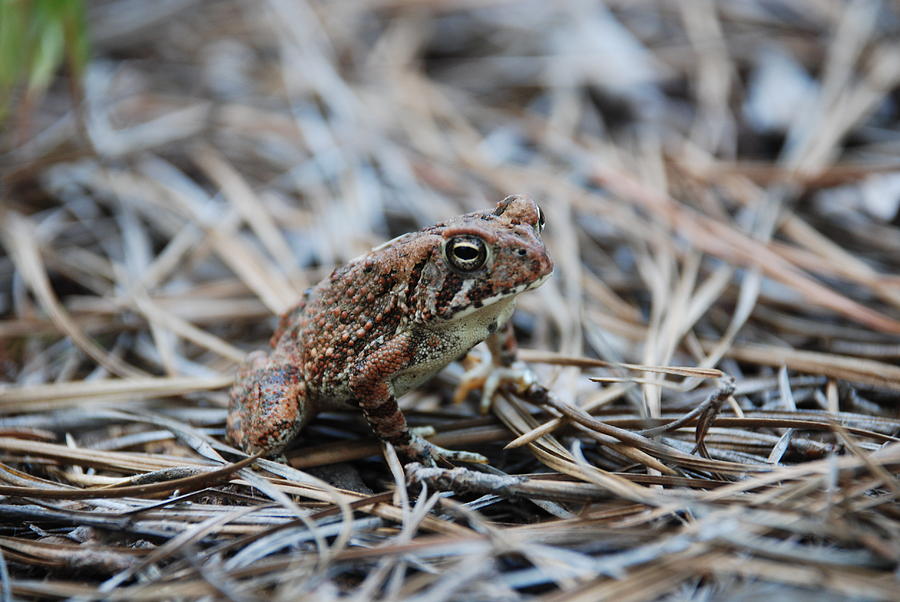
[390,296,519,398]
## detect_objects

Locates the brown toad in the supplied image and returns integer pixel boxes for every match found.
[227,195,553,464]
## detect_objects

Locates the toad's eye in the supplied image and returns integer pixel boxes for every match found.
[445,235,488,272]
[537,207,545,232]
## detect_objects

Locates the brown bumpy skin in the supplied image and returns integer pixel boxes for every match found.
[349,332,415,447]
[225,351,310,455]
[227,195,553,463]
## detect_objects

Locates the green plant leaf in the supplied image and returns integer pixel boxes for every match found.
[0,0,89,126]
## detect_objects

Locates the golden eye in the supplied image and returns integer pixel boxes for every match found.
[445,236,488,272]
[537,206,545,232]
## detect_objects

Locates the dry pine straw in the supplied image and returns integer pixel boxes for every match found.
[1,1,900,600]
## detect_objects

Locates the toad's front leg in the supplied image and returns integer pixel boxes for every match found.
[350,333,487,465]
[227,350,311,456]
[454,321,536,413]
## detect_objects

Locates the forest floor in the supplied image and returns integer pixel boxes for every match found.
[1,1,899,600]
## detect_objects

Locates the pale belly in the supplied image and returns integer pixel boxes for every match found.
[390,298,516,397]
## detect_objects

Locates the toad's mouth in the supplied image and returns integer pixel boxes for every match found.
[440,269,553,322]
[524,270,552,291]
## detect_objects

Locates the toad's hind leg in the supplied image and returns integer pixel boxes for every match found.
[227,351,310,456]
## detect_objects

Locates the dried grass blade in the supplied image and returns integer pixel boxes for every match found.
[592,166,900,335]
[720,344,900,391]
[193,145,306,290]
[0,376,230,408]
[0,211,145,378]
[0,454,259,499]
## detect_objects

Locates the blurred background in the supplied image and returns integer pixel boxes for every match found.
[2,1,900,599]
[3,0,899,388]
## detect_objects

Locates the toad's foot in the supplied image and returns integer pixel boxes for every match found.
[397,429,488,466]
[453,354,537,414]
